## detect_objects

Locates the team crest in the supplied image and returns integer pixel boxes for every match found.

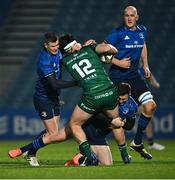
[41,112,47,117]
[139,33,144,39]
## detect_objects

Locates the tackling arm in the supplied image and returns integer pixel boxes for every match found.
[46,74,78,90]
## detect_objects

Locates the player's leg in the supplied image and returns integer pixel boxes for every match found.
[91,145,113,165]
[133,100,156,145]
[104,106,124,128]
[112,127,131,164]
[83,122,112,165]
[8,97,60,159]
[130,76,156,159]
[69,105,98,166]
[22,129,47,167]
[146,121,165,151]
[8,116,59,159]
[69,105,92,143]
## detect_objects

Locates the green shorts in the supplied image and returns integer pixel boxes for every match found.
[78,87,118,114]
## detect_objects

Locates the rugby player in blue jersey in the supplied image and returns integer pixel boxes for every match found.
[65,82,137,166]
[104,6,157,159]
[8,32,78,165]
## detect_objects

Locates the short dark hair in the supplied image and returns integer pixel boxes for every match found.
[44,32,58,44]
[59,33,75,54]
[117,82,131,96]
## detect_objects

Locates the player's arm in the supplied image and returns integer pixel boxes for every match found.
[46,74,78,90]
[147,73,160,88]
[104,35,131,68]
[141,43,151,78]
[123,97,138,130]
[95,43,118,55]
[111,56,131,69]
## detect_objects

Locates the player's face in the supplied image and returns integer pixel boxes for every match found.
[71,42,82,52]
[118,94,129,104]
[45,40,59,55]
[123,8,138,29]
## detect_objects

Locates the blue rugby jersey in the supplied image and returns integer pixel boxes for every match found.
[83,95,138,136]
[34,49,62,99]
[105,25,147,79]
[119,96,138,120]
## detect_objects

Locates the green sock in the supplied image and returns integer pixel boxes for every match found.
[118,144,129,160]
[79,141,91,158]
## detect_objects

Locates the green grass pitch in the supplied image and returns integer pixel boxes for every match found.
[0,139,174,179]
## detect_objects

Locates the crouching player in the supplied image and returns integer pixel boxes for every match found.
[65,82,138,166]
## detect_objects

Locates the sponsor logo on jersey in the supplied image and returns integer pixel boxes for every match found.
[125,44,144,48]
[134,41,138,44]
[124,35,130,40]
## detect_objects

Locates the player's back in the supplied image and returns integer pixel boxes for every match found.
[62,46,114,96]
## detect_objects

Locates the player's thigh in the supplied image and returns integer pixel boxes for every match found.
[91,145,113,165]
[104,105,119,119]
[70,105,92,126]
[129,76,149,102]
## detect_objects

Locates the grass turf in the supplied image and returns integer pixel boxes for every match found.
[0,139,174,179]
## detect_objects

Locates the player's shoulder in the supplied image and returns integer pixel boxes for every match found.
[136,24,147,32]
[38,50,51,65]
[112,26,125,33]
[128,96,138,106]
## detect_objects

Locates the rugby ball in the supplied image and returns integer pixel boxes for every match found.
[100,54,113,63]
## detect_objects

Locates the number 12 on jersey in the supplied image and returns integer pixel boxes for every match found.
[72,59,96,78]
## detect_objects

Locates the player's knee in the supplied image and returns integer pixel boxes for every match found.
[143,101,157,116]
[100,161,113,166]
[139,91,157,116]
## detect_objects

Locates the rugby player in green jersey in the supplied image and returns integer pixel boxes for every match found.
[59,34,125,165]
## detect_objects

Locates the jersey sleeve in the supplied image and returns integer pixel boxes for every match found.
[138,25,147,41]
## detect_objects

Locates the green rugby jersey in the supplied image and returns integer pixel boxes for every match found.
[62,46,114,96]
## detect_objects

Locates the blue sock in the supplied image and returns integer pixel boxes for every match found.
[20,137,46,153]
[35,129,47,139]
[28,130,47,155]
[134,114,151,145]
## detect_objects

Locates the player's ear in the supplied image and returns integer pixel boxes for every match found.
[136,15,139,21]
[44,43,48,49]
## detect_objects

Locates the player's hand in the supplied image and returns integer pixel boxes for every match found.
[144,66,151,78]
[110,117,125,129]
[116,57,131,69]
[83,39,97,46]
